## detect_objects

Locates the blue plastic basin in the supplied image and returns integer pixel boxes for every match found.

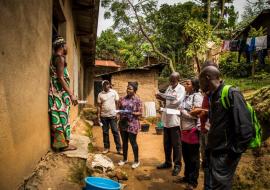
[85,177,121,190]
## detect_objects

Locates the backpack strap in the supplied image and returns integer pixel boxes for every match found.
[221,85,232,109]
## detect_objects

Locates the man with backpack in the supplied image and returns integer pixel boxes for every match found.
[199,66,254,190]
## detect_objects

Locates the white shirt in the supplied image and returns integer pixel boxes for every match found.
[98,89,119,117]
[161,83,185,128]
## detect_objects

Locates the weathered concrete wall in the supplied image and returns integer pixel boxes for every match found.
[85,66,95,105]
[61,0,81,120]
[0,0,81,189]
[111,70,159,108]
[0,1,52,189]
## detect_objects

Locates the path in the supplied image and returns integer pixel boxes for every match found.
[92,125,205,190]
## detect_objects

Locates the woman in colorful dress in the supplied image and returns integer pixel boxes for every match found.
[118,82,142,169]
[49,36,78,151]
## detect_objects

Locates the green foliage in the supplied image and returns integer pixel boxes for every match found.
[248,26,267,38]
[176,60,195,79]
[184,19,213,57]
[224,77,270,92]
[219,52,252,78]
[96,29,150,68]
[96,29,120,60]
[118,34,152,68]
[99,0,238,73]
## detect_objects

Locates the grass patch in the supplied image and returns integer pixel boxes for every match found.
[224,77,270,92]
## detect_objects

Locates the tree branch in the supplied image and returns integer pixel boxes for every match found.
[126,0,175,72]
[207,0,211,25]
[213,0,225,31]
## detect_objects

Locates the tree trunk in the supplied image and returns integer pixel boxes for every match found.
[207,0,211,25]
[252,54,255,81]
[194,53,201,74]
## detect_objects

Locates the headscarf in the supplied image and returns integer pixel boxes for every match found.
[53,36,66,48]
[128,81,138,92]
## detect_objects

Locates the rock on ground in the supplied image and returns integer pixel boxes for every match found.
[63,134,90,159]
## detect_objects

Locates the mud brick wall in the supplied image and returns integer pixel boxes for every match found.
[111,69,160,111]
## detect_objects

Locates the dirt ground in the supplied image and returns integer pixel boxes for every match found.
[21,120,204,190]
[91,125,205,190]
[21,117,270,190]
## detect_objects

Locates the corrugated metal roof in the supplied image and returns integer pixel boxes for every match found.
[95,60,121,68]
[95,63,166,77]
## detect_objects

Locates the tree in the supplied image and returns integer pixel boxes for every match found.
[96,29,120,60]
[201,0,235,30]
[102,0,176,72]
[96,29,152,68]
[100,0,238,74]
[184,19,218,73]
[118,34,152,68]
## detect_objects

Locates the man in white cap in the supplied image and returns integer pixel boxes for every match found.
[97,80,121,154]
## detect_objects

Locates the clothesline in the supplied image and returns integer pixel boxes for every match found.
[221,35,269,52]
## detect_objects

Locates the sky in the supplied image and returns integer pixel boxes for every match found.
[97,0,247,36]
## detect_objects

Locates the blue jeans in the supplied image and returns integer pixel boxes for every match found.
[100,117,121,151]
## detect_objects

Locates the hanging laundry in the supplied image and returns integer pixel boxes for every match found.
[229,40,240,51]
[257,49,267,68]
[255,35,267,51]
[238,39,247,63]
[246,37,256,52]
[222,40,230,51]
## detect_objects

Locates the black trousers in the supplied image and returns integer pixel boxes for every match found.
[100,117,121,151]
[163,127,182,167]
[182,142,200,187]
[120,130,139,162]
[206,151,241,190]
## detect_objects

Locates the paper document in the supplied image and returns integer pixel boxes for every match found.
[115,110,132,113]
[78,100,88,104]
[160,108,180,115]
[157,92,176,101]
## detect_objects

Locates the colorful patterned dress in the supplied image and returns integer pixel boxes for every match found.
[118,95,142,134]
[48,55,71,149]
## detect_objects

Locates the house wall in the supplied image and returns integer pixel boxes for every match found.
[0,0,81,189]
[60,0,81,120]
[111,70,159,110]
[85,66,96,105]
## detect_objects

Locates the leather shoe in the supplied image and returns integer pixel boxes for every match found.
[156,162,172,169]
[172,166,181,176]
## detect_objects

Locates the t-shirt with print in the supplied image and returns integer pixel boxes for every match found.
[98,89,119,117]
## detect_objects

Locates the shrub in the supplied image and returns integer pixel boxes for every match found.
[219,52,252,78]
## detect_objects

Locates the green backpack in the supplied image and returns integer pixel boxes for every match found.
[221,85,262,149]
